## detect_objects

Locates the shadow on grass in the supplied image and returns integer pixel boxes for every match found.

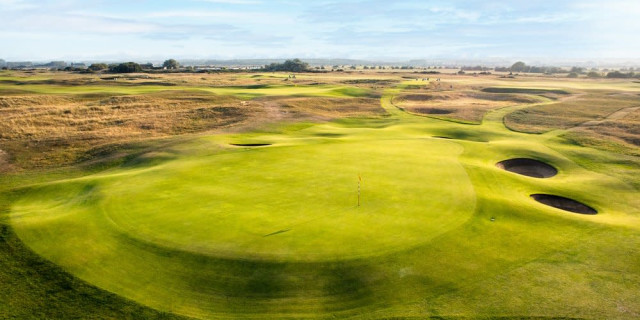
[0,192,189,319]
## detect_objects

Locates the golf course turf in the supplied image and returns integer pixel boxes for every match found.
[2,73,640,319]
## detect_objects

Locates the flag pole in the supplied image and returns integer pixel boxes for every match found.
[358,174,361,207]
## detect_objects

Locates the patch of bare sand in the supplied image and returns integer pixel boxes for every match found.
[531,194,597,215]
[496,158,557,178]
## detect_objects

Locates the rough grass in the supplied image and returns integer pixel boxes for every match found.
[504,92,639,134]
[0,188,189,320]
[258,96,386,120]
[564,106,640,150]
[394,89,542,123]
[0,84,384,169]
[481,87,570,95]
[0,91,254,168]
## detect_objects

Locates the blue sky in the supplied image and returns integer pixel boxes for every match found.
[1,0,639,61]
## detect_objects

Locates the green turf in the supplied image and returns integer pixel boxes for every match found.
[6,82,640,319]
[0,82,373,99]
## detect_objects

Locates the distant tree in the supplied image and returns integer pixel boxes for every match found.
[529,66,546,73]
[140,63,154,70]
[0,59,5,67]
[606,71,635,78]
[163,59,179,69]
[570,66,585,74]
[587,71,602,78]
[109,62,142,73]
[510,61,527,72]
[263,59,310,72]
[567,72,579,78]
[88,63,108,71]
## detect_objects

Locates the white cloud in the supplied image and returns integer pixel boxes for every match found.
[0,0,36,10]
[1,13,158,34]
[144,9,288,21]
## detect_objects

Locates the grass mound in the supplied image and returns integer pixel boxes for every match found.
[481,87,570,95]
[504,93,639,134]
[414,107,454,114]
[394,90,541,123]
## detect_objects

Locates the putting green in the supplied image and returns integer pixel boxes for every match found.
[13,137,474,261]
[8,83,640,319]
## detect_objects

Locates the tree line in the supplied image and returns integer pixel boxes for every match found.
[262,59,309,72]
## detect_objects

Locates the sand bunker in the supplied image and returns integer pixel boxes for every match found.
[531,194,597,215]
[230,143,272,147]
[496,158,557,178]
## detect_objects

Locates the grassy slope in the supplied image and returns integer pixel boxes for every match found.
[504,92,639,133]
[0,77,382,170]
[2,73,640,319]
[0,179,191,319]
[0,82,373,99]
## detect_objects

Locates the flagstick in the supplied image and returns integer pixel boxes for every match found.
[358,174,361,207]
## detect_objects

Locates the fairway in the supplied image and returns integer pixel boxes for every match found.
[6,78,640,319]
[14,136,475,261]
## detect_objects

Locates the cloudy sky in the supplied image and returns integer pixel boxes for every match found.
[1,0,639,61]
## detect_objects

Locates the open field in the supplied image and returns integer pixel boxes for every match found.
[1,70,640,319]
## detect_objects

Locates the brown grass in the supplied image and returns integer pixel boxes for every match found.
[503,91,640,156]
[579,107,640,146]
[504,92,639,134]
[560,107,640,156]
[0,149,10,172]
[2,70,638,170]
[394,90,540,123]
[259,96,385,120]
[0,91,257,168]
[0,73,387,170]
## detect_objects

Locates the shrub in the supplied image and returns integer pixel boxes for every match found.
[109,62,142,73]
